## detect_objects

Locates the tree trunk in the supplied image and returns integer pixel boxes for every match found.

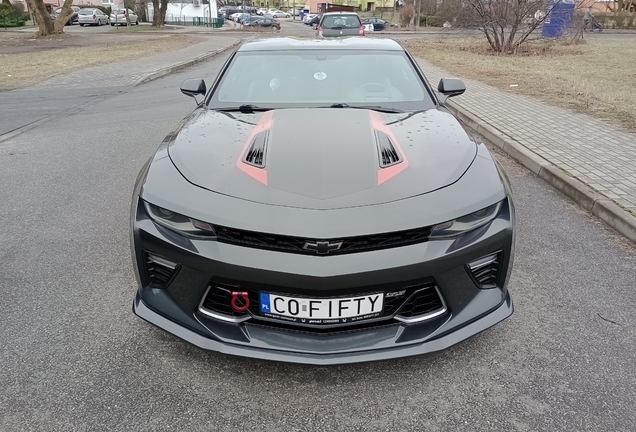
[151,0,162,26]
[159,0,168,26]
[53,0,75,34]
[25,0,54,36]
[124,0,133,25]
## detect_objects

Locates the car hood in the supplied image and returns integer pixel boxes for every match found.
[167,108,477,210]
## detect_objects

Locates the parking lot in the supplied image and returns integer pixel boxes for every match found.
[2,34,636,429]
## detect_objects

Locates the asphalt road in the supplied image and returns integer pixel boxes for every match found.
[1,49,636,432]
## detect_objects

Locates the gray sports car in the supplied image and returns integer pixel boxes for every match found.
[131,38,515,364]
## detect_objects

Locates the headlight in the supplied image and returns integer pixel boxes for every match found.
[430,201,503,239]
[143,201,216,238]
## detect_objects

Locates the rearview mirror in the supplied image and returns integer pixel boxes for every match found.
[437,78,466,103]
[180,79,206,100]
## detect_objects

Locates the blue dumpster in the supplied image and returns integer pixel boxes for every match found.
[542,0,575,38]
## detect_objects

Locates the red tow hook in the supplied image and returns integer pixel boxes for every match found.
[231,291,250,312]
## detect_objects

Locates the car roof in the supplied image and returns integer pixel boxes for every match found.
[321,11,360,16]
[237,37,403,52]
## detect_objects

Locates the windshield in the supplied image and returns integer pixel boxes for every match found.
[208,50,435,111]
[79,10,94,15]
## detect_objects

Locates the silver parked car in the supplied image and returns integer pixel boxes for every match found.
[317,12,364,37]
[110,8,139,26]
[78,8,109,26]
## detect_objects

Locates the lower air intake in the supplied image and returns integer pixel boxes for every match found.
[145,253,179,288]
[466,251,502,289]
[394,286,447,323]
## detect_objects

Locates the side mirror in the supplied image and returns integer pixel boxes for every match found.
[180,79,206,99]
[437,78,466,103]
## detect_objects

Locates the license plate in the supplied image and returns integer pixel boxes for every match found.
[259,292,384,325]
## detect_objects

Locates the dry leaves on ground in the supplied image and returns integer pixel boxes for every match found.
[402,35,636,132]
[0,34,203,90]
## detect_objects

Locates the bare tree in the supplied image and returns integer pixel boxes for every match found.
[25,0,75,36]
[465,0,558,53]
[151,0,169,26]
[123,0,134,26]
[399,0,415,27]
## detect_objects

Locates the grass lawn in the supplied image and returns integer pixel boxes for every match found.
[0,34,202,90]
[402,35,636,132]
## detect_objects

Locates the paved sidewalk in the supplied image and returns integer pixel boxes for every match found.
[30,35,240,89]
[415,57,636,240]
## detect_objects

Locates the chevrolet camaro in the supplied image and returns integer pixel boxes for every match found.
[131,38,515,364]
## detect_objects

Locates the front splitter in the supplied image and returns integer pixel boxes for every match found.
[133,292,513,365]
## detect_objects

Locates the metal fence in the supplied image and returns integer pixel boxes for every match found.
[164,15,225,27]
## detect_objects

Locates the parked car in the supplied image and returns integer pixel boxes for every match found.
[110,9,139,26]
[78,8,109,26]
[50,6,80,26]
[303,13,318,24]
[243,16,260,25]
[132,37,515,365]
[307,14,320,28]
[270,10,290,18]
[317,12,364,37]
[223,9,244,19]
[244,17,280,30]
[361,17,388,31]
[236,13,252,23]
[238,14,255,24]
[257,8,268,15]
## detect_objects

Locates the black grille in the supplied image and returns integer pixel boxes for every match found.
[214,225,432,256]
[145,252,179,288]
[198,278,446,332]
[396,287,445,318]
[466,252,502,289]
[376,131,401,167]
[243,131,268,167]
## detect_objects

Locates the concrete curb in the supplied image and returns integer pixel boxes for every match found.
[136,39,241,86]
[446,100,636,244]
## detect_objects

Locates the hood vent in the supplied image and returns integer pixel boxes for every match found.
[376,131,401,168]
[243,131,269,168]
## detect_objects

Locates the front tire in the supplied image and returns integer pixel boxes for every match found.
[80,23,84,26]
[135,19,139,25]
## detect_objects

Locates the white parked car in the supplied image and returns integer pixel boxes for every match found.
[109,8,139,26]
[270,10,290,18]
[229,12,243,21]
[78,8,109,26]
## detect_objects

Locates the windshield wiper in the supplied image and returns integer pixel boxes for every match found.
[215,105,272,113]
[327,103,403,113]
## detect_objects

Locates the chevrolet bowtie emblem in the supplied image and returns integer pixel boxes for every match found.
[303,240,343,255]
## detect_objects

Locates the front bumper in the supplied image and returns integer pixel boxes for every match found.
[134,291,513,365]
[131,196,515,364]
